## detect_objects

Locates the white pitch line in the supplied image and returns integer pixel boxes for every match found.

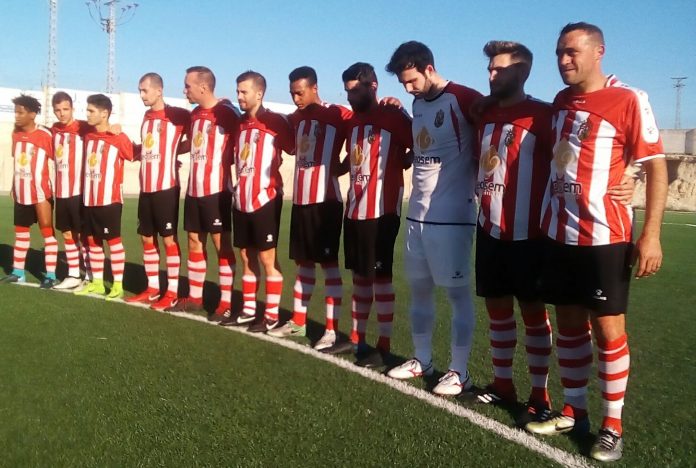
[12,282,592,468]
[662,222,696,227]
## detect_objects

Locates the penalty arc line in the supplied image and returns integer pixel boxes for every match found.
[17,283,592,468]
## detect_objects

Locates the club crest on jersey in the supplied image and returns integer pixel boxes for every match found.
[144,132,155,150]
[434,109,445,128]
[253,132,260,143]
[577,119,592,141]
[350,145,364,166]
[206,123,214,136]
[415,127,434,150]
[156,122,162,134]
[55,144,64,159]
[65,134,70,144]
[367,129,376,144]
[504,129,515,146]
[314,125,323,138]
[481,146,500,175]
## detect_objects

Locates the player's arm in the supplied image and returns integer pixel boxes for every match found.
[118,135,135,161]
[634,156,667,278]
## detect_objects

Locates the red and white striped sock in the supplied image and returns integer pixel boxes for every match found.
[242,275,258,316]
[108,238,125,283]
[143,242,160,291]
[488,306,517,398]
[88,239,105,281]
[523,310,553,405]
[374,278,395,353]
[264,275,283,322]
[292,263,315,326]
[12,226,31,272]
[218,252,236,310]
[165,243,180,296]
[41,227,58,276]
[323,262,342,331]
[187,251,206,301]
[598,334,630,435]
[558,323,593,420]
[350,275,373,346]
[80,236,93,280]
[64,238,80,278]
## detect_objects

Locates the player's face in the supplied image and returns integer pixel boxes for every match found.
[52,100,74,125]
[488,53,524,99]
[289,79,318,110]
[236,79,262,112]
[139,78,163,107]
[14,105,36,129]
[85,104,107,127]
[184,72,203,105]
[556,30,604,87]
[344,80,374,113]
[397,66,434,98]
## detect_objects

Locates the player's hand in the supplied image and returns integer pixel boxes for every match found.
[109,123,122,135]
[632,234,662,278]
[379,96,403,108]
[608,173,636,205]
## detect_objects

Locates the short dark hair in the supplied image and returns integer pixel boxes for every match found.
[87,94,113,116]
[186,66,216,91]
[559,22,605,45]
[12,94,41,114]
[385,41,434,75]
[139,72,163,88]
[342,62,378,85]
[288,66,317,86]
[483,41,533,65]
[236,70,267,93]
[51,91,73,107]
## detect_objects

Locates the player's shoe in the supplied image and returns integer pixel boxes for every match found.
[313,330,337,351]
[53,276,82,290]
[106,281,124,301]
[247,317,279,334]
[125,288,160,304]
[590,428,624,462]
[318,340,354,355]
[74,279,106,296]
[524,411,590,435]
[515,400,552,428]
[267,320,306,338]
[207,302,232,322]
[0,273,25,284]
[165,297,204,313]
[39,277,56,289]
[475,384,517,405]
[387,358,434,379]
[219,310,256,327]
[151,292,178,312]
[432,370,473,396]
[355,348,390,369]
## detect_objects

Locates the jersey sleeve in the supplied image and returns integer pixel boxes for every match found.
[116,134,135,161]
[625,90,664,164]
[453,85,484,126]
[273,113,295,154]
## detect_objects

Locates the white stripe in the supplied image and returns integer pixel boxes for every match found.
[587,120,614,245]
[514,129,534,240]
[376,129,390,218]
[562,112,587,245]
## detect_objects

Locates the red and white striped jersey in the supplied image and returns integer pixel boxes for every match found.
[541,75,665,246]
[139,105,190,193]
[51,120,92,199]
[288,103,352,205]
[12,126,53,205]
[234,109,293,212]
[83,131,135,207]
[476,97,553,240]
[345,105,413,220]
[187,102,240,197]
[409,82,482,225]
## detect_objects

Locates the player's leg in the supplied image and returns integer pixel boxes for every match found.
[211,192,236,318]
[52,196,82,289]
[75,234,107,296]
[35,199,58,288]
[519,299,552,410]
[104,204,125,301]
[319,202,344,342]
[127,192,160,303]
[1,202,34,283]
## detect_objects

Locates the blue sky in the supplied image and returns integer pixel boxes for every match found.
[1,0,695,128]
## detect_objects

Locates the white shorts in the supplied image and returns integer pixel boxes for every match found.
[404,220,474,287]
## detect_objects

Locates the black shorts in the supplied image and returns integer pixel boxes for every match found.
[55,195,83,233]
[233,196,282,250]
[138,187,180,237]
[540,238,633,315]
[183,191,232,234]
[475,226,544,302]
[289,201,343,263]
[344,215,400,279]
[83,204,122,240]
[14,201,41,228]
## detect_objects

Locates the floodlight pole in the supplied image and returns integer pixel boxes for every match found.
[671,77,687,129]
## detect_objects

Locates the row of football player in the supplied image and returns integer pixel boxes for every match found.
[1,23,668,463]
